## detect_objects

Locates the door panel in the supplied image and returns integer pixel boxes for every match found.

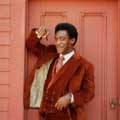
[26,0,118,120]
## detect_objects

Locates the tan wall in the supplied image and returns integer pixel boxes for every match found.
[0,0,26,120]
[0,0,11,119]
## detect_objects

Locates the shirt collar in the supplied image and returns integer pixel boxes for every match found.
[59,50,75,64]
[63,50,74,59]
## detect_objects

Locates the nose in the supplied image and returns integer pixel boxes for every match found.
[55,38,61,45]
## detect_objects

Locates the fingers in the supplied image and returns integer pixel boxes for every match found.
[35,26,49,39]
[35,26,43,35]
[55,94,71,111]
[35,27,44,39]
[55,97,67,111]
[42,31,49,40]
[55,99,64,111]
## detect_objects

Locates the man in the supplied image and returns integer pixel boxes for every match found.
[24,23,95,120]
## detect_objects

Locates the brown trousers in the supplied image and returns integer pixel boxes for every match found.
[40,111,70,120]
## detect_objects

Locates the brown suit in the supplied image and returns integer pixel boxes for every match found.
[24,28,95,120]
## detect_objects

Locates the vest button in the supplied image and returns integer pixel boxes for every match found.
[51,104,54,108]
[51,98,54,102]
[46,89,49,93]
[52,91,55,95]
[46,96,48,100]
[50,110,53,113]
[43,108,46,112]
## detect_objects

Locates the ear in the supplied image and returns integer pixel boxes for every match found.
[70,38,75,45]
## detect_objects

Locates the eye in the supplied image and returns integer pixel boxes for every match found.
[60,37,65,41]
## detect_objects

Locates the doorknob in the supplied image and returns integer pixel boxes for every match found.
[110,98,120,109]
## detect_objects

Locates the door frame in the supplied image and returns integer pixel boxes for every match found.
[9,0,26,120]
[9,0,120,120]
[117,1,120,120]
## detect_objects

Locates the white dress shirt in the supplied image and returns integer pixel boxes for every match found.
[59,50,75,65]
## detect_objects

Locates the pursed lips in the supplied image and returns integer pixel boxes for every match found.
[57,46,64,50]
[56,44,65,48]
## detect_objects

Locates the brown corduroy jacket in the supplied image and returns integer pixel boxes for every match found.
[24,28,95,120]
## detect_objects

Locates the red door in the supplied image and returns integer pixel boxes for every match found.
[25,0,119,120]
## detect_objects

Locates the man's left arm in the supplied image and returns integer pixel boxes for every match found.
[71,63,95,108]
[55,63,95,110]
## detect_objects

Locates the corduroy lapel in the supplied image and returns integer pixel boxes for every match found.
[49,51,81,89]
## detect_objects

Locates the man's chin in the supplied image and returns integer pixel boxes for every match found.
[57,50,64,54]
[57,51,63,54]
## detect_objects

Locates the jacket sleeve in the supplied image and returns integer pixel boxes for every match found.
[26,28,46,58]
[71,63,95,108]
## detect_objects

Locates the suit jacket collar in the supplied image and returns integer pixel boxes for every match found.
[48,49,81,89]
[36,48,81,89]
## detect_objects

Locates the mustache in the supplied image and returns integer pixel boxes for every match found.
[56,44,65,47]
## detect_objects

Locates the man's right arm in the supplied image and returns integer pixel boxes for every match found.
[26,28,46,58]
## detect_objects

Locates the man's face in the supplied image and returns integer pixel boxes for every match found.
[55,30,74,54]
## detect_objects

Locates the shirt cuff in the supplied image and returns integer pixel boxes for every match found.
[70,93,74,103]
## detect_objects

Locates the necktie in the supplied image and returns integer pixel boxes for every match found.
[56,54,64,73]
[47,54,64,89]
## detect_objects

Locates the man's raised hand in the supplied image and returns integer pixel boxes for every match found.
[35,26,49,40]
